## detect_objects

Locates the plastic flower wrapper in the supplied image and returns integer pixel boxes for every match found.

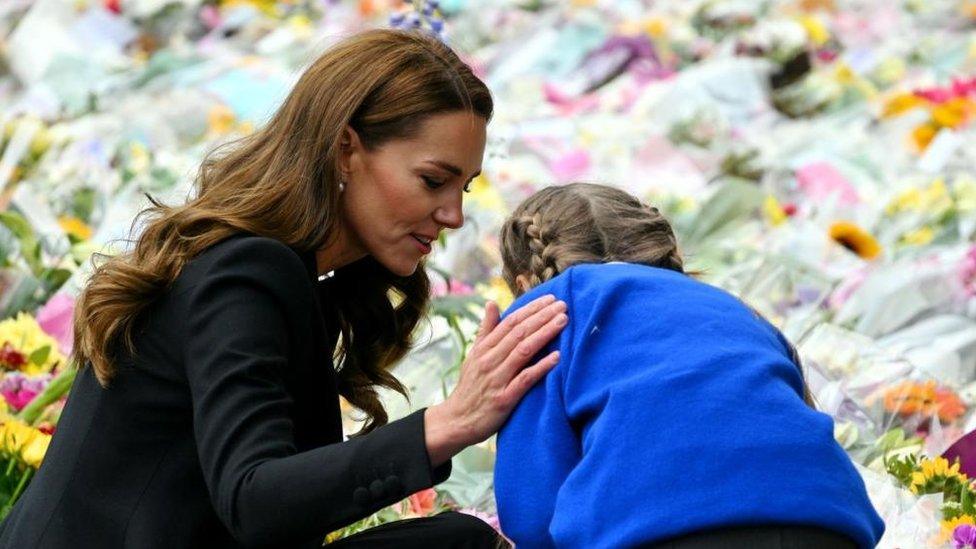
[877,315,976,390]
[858,457,944,549]
[794,323,965,445]
[834,245,973,337]
[798,323,975,457]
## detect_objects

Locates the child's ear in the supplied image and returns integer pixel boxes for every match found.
[515,274,531,294]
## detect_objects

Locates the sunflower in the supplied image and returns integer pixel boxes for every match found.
[829,221,882,260]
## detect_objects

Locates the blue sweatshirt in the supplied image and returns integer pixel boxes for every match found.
[494,263,884,548]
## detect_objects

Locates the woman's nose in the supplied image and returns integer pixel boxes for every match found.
[434,193,464,229]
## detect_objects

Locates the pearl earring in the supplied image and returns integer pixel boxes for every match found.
[338,180,346,193]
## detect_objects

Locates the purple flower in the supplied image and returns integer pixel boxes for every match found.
[954,524,976,548]
[0,372,52,411]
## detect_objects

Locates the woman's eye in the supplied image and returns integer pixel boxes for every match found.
[422,176,444,190]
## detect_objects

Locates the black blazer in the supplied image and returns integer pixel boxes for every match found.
[0,235,450,548]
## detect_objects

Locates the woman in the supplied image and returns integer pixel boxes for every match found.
[493,183,885,548]
[0,30,567,548]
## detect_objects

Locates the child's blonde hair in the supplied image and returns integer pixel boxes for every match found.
[500,183,684,294]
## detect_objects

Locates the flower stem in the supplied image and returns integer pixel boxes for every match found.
[17,366,76,425]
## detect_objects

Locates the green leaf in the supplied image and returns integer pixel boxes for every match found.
[38,268,72,294]
[430,295,484,323]
[0,212,41,275]
[27,346,50,367]
[963,482,976,515]
[681,179,764,247]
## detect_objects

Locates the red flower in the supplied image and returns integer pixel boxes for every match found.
[0,342,27,370]
[408,488,437,516]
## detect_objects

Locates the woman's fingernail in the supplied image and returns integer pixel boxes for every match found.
[555,314,567,326]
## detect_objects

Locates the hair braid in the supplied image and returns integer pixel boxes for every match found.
[521,213,560,286]
[500,183,684,294]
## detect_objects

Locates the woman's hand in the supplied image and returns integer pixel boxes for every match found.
[424,295,567,466]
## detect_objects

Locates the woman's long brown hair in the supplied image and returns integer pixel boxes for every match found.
[73,29,493,433]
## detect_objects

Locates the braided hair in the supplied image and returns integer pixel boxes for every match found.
[500,183,685,293]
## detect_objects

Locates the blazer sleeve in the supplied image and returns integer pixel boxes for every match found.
[181,237,449,547]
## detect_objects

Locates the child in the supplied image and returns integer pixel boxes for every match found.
[493,183,884,548]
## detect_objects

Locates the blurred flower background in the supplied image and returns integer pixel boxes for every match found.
[1,0,976,545]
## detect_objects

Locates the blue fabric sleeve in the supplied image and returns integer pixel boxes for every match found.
[494,271,578,549]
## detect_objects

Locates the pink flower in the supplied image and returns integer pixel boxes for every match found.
[549,149,591,182]
[199,5,222,30]
[407,488,437,516]
[36,293,75,356]
[960,246,976,298]
[916,88,954,104]
[0,372,51,412]
[954,523,976,548]
[431,279,474,298]
[795,162,860,206]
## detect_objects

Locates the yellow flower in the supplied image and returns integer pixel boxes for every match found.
[20,431,50,468]
[921,178,953,213]
[644,17,668,39]
[477,276,515,311]
[763,195,788,226]
[829,221,882,260]
[207,104,237,136]
[911,471,926,488]
[955,176,976,212]
[881,92,926,118]
[886,187,922,214]
[833,63,856,85]
[0,313,67,374]
[833,63,877,98]
[940,515,976,543]
[58,215,93,242]
[0,420,34,454]
[901,226,935,246]
[932,97,976,129]
[466,175,505,213]
[797,15,830,47]
[129,142,150,174]
[872,57,906,85]
[0,420,50,467]
[220,0,279,16]
[887,178,953,215]
[912,122,938,151]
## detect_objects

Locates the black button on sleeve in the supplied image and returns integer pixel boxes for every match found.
[383,475,403,497]
[369,479,386,500]
[353,487,371,506]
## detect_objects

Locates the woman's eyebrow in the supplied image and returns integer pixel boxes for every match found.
[424,160,481,179]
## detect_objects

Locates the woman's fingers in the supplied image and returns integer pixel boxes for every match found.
[502,350,561,405]
[475,301,500,341]
[489,300,566,368]
[497,307,566,378]
[475,294,556,350]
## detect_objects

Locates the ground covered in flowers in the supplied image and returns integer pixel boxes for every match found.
[0,0,975,546]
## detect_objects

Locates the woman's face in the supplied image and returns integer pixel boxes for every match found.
[335,111,487,277]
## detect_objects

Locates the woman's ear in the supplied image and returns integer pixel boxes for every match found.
[515,274,531,294]
[338,125,363,179]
